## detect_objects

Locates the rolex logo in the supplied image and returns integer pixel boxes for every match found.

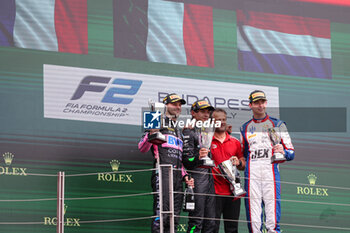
[297,173,328,197]
[110,160,120,171]
[97,160,133,183]
[0,152,27,176]
[3,152,14,165]
[307,174,317,186]
[44,204,80,227]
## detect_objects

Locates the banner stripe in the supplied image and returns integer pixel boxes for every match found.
[237,25,331,59]
[113,0,148,60]
[183,4,214,67]
[0,0,15,46]
[146,0,186,65]
[237,10,330,39]
[113,0,215,67]
[295,0,350,6]
[55,0,88,54]
[13,0,58,51]
[238,50,332,79]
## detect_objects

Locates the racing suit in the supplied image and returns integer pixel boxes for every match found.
[182,128,216,233]
[139,118,185,233]
[240,115,295,233]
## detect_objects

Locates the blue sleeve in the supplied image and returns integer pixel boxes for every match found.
[284,149,295,161]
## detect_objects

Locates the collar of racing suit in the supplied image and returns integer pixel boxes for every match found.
[252,114,269,123]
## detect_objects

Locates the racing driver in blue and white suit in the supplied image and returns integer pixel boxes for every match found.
[240,90,295,233]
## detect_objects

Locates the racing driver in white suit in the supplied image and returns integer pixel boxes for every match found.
[240,90,295,233]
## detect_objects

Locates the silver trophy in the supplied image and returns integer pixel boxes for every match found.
[147,100,167,145]
[218,159,246,197]
[197,126,215,168]
[268,127,286,164]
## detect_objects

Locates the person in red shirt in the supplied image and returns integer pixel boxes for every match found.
[211,108,246,233]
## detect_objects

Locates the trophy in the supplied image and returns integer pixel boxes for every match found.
[197,126,215,168]
[218,159,246,197]
[147,100,167,145]
[268,127,286,164]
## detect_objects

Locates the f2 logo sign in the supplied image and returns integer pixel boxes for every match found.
[71,76,142,104]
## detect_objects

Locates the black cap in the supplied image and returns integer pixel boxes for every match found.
[163,93,186,105]
[191,100,215,112]
[249,90,267,103]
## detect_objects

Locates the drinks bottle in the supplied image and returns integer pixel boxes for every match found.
[183,175,195,212]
